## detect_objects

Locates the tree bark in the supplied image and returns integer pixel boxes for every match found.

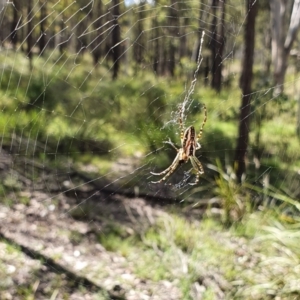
[27,0,33,69]
[11,0,21,49]
[270,0,300,95]
[234,0,258,183]
[134,0,146,66]
[39,0,46,55]
[152,17,160,74]
[91,0,103,65]
[111,0,121,79]
[210,0,218,86]
[167,0,179,76]
[211,0,226,92]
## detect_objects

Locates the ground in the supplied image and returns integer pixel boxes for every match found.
[0,149,299,299]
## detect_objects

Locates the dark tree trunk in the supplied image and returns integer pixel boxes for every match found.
[204,56,210,86]
[210,0,217,85]
[11,0,21,49]
[191,0,208,83]
[211,0,225,91]
[27,0,33,69]
[134,0,146,66]
[234,0,258,183]
[162,45,168,75]
[167,0,178,76]
[153,18,160,74]
[111,0,121,79]
[59,20,68,54]
[39,0,46,55]
[210,0,226,91]
[151,0,159,74]
[75,3,93,57]
[91,0,103,65]
[179,18,187,59]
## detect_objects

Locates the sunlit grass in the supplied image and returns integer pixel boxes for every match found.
[92,208,300,298]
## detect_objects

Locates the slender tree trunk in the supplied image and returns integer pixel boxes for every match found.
[179,17,187,59]
[264,16,272,75]
[162,44,168,75]
[152,0,160,74]
[270,0,285,95]
[27,0,33,69]
[270,0,300,95]
[39,0,46,55]
[11,0,20,49]
[91,0,103,65]
[210,0,218,86]
[234,0,258,183]
[211,0,225,92]
[134,0,146,66]
[153,17,160,74]
[111,0,121,79]
[204,56,210,86]
[59,20,68,54]
[191,0,209,83]
[192,0,204,63]
[75,4,93,57]
[168,0,178,76]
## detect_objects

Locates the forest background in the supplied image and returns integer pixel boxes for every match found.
[1,0,300,299]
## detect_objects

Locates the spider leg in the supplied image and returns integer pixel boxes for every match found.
[151,152,181,183]
[195,142,201,150]
[178,104,185,143]
[196,104,207,142]
[151,152,180,176]
[191,156,204,174]
[163,138,179,151]
[189,156,204,185]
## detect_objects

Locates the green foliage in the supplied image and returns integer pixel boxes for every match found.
[1,1,300,299]
[246,183,300,214]
[139,215,235,297]
[144,216,199,253]
[207,160,250,225]
[97,223,139,257]
[1,51,300,197]
[234,216,300,298]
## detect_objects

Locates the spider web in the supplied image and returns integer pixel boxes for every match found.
[0,0,300,298]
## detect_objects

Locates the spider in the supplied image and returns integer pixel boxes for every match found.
[151,104,207,185]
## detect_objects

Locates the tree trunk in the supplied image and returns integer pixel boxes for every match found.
[167,0,178,76]
[27,0,33,69]
[210,0,217,86]
[39,0,46,55]
[211,0,225,92]
[134,0,146,66]
[91,0,103,65]
[191,0,209,83]
[11,0,21,49]
[111,0,121,79]
[270,0,300,95]
[179,17,187,59]
[152,17,160,74]
[234,0,258,183]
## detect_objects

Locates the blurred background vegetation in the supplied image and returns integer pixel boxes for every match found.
[1,0,300,299]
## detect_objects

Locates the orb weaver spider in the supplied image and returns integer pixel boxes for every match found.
[151,104,207,185]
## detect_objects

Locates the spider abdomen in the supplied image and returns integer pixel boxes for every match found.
[151,104,206,185]
[183,126,197,157]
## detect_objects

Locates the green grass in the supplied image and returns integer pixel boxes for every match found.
[91,208,300,299]
[1,55,299,200]
[1,51,299,165]
[1,26,300,300]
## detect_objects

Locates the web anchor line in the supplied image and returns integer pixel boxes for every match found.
[151,32,207,186]
[180,30,205,123]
